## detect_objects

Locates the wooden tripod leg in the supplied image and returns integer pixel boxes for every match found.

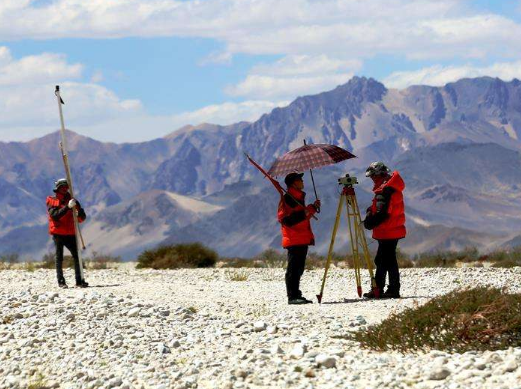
[351,194,379,297]
[316,195,344,303]
[345,195,362,297]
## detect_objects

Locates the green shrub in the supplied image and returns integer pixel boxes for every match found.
[352,287,521,353]
[136,243,217,269]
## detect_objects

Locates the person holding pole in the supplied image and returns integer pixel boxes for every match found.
[363,162,406,299]
[46,178,88,288]
[278,172,320,304]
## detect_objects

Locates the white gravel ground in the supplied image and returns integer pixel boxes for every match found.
[1,267,520,389]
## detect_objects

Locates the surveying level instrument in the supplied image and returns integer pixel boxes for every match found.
[316,174,379,303]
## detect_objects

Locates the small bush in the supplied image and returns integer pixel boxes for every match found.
[225,269,249,281]
[0,253,19,264]
[306,251,346,270]
[136,243,217,269]
[40,252,75,269]
[86,251,122,269]
[487,248,521,268]
[0,253,19,270]
[397,249,415,268]
[352,287,521,353]
[24,262,36,272]
[413,251,458,268]
[254,249,286,268]
[219,257,261,268]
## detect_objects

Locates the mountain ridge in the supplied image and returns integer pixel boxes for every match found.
[2,76,521,259]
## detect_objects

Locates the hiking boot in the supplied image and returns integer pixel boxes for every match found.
[382,289,400,299]
[363,289,381,299]
[58,282,68,289]
[300,296,313,304]
[76,281,89,288]
[288,297,311,305]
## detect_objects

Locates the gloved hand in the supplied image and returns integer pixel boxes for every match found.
[67,199,77,209]
[313,199,321,210]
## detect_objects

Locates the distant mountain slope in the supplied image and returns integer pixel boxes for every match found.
[2,76,521,259]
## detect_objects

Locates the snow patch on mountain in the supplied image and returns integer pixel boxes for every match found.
[166,192,224,214]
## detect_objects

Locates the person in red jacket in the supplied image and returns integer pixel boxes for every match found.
[46,178,88,288]
[278,172,320,304]
[363,162,406,299]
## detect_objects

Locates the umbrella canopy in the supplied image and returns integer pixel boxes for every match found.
[268,143,355,177]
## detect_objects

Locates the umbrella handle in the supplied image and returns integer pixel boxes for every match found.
[304,140,320,213]
[309,168,320,213]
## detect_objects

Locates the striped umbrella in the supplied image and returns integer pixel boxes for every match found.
[268,142,356,212]
[268,143,355,177]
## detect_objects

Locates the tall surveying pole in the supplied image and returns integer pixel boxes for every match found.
[316,174,379,303]
[55,85,86,282]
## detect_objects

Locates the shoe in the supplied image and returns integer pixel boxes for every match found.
[76,281,89,288]
[382,289,400,299]
[363,289,381,299]
[301,296,313,304]
[288,297,311,305]
[58,282,68,289]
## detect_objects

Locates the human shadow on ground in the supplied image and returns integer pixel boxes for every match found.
[320,295,429,304]
[81,284,122,288]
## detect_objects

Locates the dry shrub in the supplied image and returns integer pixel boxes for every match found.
[136,243,217,269]
[40,252,74,269]
[414,252,458,268]
[306,252,347,269]
[487,248,521,268]
[86,251,122,269]
[352,287,521,353]
[225,269,249,281]
[254,249,286,268]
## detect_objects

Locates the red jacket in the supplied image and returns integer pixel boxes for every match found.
[370,171,406,240]
[278,187,317,248]
[46,193,86,236]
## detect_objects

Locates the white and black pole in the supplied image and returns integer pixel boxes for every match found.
[55,85,86,282]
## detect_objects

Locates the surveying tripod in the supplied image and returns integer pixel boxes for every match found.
[316,174,379,303]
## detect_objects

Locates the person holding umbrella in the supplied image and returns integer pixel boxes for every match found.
[245,142,355,304]
[363,162,406,299]
[278,172,320,304]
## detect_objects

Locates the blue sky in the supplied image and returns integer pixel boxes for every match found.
[1,0,521,142]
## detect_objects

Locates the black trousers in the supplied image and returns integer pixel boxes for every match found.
[374,239,400,292]
[285,245,308,299]
[53,234,82,285]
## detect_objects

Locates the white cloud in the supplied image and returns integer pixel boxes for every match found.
[384,61,521,89]
[226,54,358,99]
[91,70,104,83]
[78,100,288,142]
[250,55,361,77]
[0,51,82,86]
[1,0,520,62]
[227,73,354,100]
[170,100,287,128]
[0,47,142,135]
[0,46,286,143]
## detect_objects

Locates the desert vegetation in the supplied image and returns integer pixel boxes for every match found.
[352,287,521,353]
[136,243,218,269]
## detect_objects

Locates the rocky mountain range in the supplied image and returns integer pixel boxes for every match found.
[1,76,521,260]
